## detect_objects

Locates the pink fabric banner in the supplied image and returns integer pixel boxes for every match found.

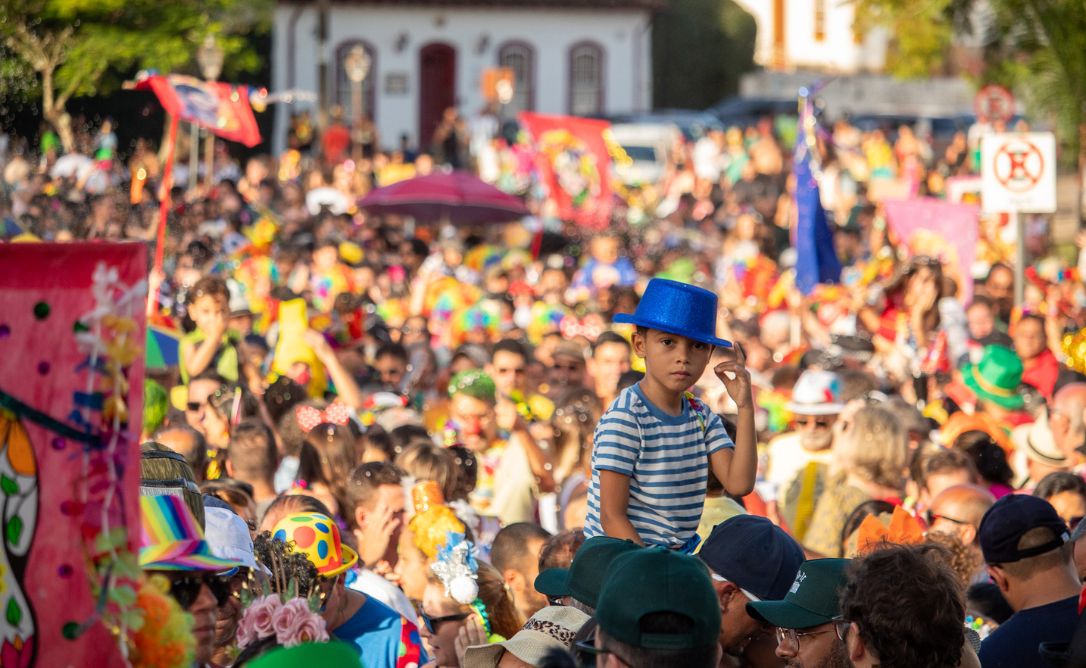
[883,198,980,304]
[0,243,145,667]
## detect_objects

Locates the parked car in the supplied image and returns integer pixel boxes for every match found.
[708,96,797,129]
[609,122,683,186]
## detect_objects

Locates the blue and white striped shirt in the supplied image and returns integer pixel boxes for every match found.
[584,384,734,548]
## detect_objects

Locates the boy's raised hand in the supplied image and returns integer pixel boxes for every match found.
[714,342,752,409]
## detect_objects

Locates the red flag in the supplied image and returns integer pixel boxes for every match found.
[136,74,261,147]
[519,112,613,230]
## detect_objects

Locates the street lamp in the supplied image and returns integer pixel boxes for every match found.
[343,45,371,158]
[196,35,224,189]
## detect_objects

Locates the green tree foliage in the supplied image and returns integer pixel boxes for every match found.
[652,0,757,109]
[0,0,269,151]
[854,0,1086,191]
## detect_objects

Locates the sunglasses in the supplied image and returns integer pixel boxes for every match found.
[795,416,834,428]
[552,363,582,372]
[167,572,233,609]
[925,510,970,527]
[186,385,235,412]
[418,609,471,634]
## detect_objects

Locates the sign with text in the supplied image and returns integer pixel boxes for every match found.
[981,132,1057,213]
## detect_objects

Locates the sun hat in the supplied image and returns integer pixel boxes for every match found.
[595,548,720,651]
[978,494,1070,564]
[785,370,845,416]
[246,640,362,668]
[699,515,805,602]
[140,495,244,572]
[204,506,261,572]
[961,345,1025,410]
[1012,411,1066,468]
[462,605,591,667]
[534,536,640,608]
[272,513,359,577]
[613,278,733,348]
[746,558,849,629]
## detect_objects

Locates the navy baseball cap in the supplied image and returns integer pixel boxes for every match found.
[978,494,1070,564]
[698,515,805,601]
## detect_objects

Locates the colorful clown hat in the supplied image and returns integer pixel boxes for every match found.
[140,495,244,572]
[272,513,359,577]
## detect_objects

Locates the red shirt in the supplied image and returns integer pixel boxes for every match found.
[1022,348,1060,399]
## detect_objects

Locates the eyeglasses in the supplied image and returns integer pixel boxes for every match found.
[401,326,428,336]
[573,640,614,668]
[795,416,834,428]
[925,510,970,527]
[775,626,834,647]
[832,617,851,641]
[418,609,471,634]
[166,572,233,609]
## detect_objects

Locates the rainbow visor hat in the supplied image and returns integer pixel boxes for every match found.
[140,495,244,571]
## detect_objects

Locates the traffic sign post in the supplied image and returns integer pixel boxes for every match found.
[974,84,1016,124]
[981,132,1058,306]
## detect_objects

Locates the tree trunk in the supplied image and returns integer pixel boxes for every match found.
[40,66,74,153]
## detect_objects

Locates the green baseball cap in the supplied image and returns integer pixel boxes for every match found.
[247,641,361,668]
[534,536,640,608]
[746,558,850,629]
[595,548,721,651]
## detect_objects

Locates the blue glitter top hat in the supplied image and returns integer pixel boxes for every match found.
[614,278,733,348]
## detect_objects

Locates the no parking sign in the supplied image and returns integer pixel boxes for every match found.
[980,132,1057,214]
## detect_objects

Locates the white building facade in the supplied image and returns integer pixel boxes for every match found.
[271,0,655,154]
[732,0,889,73]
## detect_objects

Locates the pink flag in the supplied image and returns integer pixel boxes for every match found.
[883,198,980,304]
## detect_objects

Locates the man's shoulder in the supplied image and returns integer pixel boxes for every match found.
[980,597,1079,662]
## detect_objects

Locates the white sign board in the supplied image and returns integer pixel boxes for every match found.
[981,132,1057,214]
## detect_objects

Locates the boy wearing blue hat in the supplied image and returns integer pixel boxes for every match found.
[585,278,756,552]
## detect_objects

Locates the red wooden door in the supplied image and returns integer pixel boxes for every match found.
[418,42,457,148]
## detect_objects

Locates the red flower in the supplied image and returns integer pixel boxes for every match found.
[2,634,35,668]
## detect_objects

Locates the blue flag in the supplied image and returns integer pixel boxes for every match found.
[793,98,841,295]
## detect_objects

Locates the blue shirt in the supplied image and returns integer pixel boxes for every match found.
[979,595,1078,668]
[585,384,734,548]
[333,594,428,668]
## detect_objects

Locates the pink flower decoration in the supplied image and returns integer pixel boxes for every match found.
[237,611,258,648]
[247,595,282,640]
[282,615,329,647]
[272,598,311,642]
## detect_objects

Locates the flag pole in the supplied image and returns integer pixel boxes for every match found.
[152,113,180,311]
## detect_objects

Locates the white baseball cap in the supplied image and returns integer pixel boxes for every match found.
[785,370,845,416]
[204,506,260,572]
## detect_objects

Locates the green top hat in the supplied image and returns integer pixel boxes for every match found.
[746,558,850,630]
[962,345,1025,410]
[247,641,361,668]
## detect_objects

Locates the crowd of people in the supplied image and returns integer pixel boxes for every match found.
[5,100,1086,668]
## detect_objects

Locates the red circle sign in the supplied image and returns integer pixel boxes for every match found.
[974,84,1015,123]
[992,138,1044,193]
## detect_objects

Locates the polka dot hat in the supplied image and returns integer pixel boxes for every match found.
[272,512,359,576]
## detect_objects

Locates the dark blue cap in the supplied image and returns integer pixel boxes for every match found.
[979,494,1070,564]
[698,515,805,601]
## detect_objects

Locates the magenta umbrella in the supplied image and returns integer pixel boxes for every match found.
[358,170,528,224]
